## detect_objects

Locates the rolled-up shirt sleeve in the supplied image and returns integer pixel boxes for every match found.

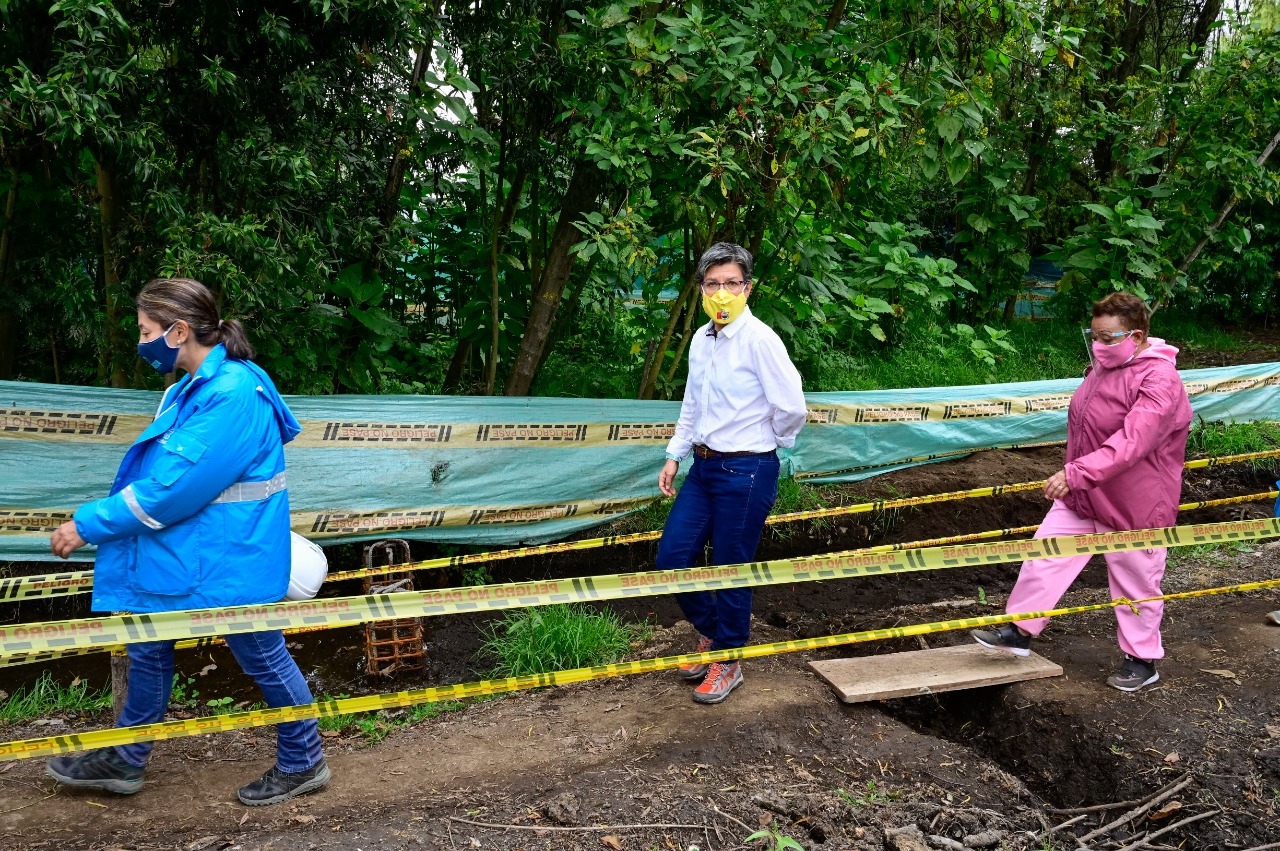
[753,334,806,447]
[665,384,699,461]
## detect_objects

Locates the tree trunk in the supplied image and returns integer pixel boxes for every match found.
[443,339,472,393]
[95,153,129,388]
[503,160,598,396]
[639,272,699,400]
[1176,0,1224,83]
[638,226,717,399]
[0,171,16,380]
[373,5,443,267]
[661,278,703,391]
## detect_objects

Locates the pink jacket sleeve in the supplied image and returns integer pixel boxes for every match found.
[1063,368,1184,491]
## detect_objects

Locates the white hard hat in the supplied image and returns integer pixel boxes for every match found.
[286,532,329,601]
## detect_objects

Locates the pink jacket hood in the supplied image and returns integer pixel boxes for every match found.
[1061,337,1193,530]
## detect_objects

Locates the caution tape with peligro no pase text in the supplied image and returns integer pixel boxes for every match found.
[3,516,1278,660]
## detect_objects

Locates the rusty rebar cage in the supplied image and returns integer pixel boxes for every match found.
[361,539,427,677]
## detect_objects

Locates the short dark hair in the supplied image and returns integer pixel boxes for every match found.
[1091,292,1150,335]
[137,278,256,360]
[696,242,753,283]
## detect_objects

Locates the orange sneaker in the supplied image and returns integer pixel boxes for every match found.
[677,634,714,681]
[692,661,742,704]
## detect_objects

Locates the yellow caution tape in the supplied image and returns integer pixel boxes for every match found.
[3,574,1278,763]
[7,490,1272,669]
[6,375,1275,451]
[2,515,1278,660]
[6,457,1277,602]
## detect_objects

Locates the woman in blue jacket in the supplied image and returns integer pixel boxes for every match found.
[45,277,328,807]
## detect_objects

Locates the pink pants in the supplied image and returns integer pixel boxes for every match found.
[1006,500,1166,661]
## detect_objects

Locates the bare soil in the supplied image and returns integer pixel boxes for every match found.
[3,448,1280,851]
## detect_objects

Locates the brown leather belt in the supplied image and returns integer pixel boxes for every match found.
[693,444,776,459]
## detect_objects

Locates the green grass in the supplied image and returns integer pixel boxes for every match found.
[1186,418,1280,470]
[0,672,112,725]
[1168,540,1258,567]
[317,694,468,744]
[1155,312,1249,352]
[811,319,1089,391]
[480,603,654,677]
[809,309,1259,392]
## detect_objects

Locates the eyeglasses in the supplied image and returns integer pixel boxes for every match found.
[700,280,750,294]
[1082,328,1136,346]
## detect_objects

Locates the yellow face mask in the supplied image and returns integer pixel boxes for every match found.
[702,287,748,325]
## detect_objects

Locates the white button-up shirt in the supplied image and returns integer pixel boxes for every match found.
[665,305,807,459]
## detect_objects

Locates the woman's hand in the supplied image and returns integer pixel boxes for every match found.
[50,520,87,559]
[1043,469,1071,501]
[658,459,680,497]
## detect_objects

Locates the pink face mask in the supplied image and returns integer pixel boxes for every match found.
[1091,334,1138,369]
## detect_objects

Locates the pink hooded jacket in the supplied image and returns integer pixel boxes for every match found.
[1062,338,1193,531]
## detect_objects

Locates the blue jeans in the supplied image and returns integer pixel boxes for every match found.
[114,630,323,773]
[656,453,780,650]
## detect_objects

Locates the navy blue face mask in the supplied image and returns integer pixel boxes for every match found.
[137,323,181,374]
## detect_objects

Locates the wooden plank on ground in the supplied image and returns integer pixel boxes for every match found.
[808,644,1062,703]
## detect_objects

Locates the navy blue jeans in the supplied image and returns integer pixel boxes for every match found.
[114,629,323,773]
[656,452,780,650]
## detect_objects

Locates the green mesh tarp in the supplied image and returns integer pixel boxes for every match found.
[2,361,1277,561]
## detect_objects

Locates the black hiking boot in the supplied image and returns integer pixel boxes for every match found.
[970,623,1032,657]
[237,759,331,806]
[46,748,145,795]
[1106,654,1159,692]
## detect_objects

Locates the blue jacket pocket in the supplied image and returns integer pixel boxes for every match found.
[151,435,208,487]
[136,522,202,596]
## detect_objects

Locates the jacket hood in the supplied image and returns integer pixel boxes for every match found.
[237,358,303,444]
[1136,336,1179,365]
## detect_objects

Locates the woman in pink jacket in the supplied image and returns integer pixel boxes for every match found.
[972,292,1192,691]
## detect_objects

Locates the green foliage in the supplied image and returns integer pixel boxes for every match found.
[835,780,904,807]
[480,603,652,677]
[0,672,112,725]
[170,674,200,707]
[461,564,494,587]
[745,824,805,851]
[3,0,1277,396]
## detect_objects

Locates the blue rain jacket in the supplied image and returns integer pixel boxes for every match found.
[74,345,302,613]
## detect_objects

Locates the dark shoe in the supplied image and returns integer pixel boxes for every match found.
[971,623,1031,657]
[677,634,714,682]
[1107,655,1159,692]
[237,759,331,807]
[692,662,743,704]
[46,748,144,795]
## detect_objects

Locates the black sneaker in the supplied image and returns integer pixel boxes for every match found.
[46,748,144,795]
[237,759,331,807]
[971,623,1031,657]
[1107,655,1159,692]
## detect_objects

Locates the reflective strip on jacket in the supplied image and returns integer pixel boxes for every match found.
[74,344,303,613]
[1062,338,1193,531]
